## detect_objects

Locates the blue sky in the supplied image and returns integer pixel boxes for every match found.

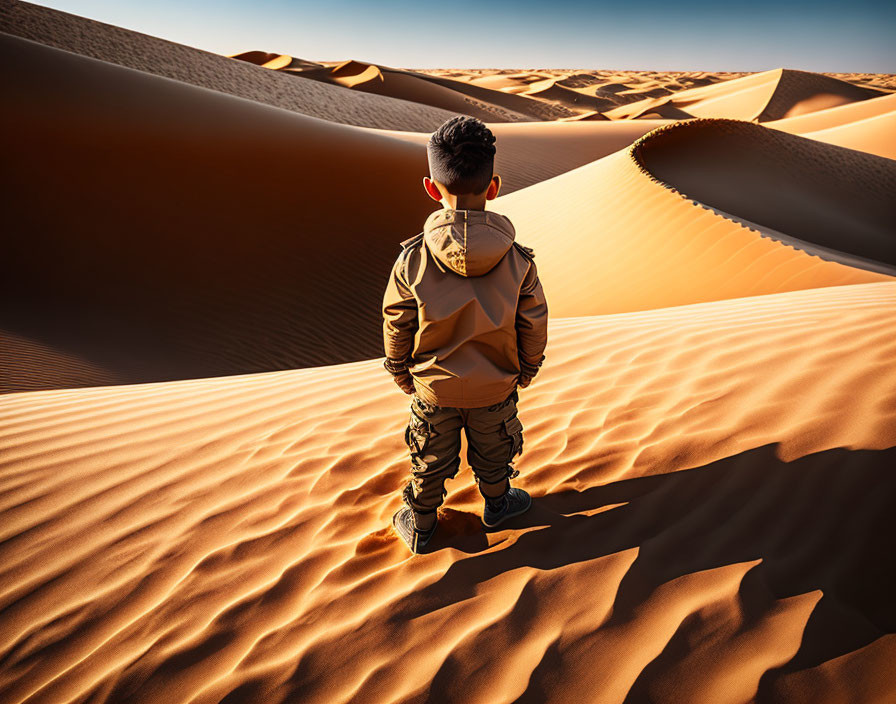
[34,0,896,72]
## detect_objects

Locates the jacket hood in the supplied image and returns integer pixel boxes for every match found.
[422,208,516,277]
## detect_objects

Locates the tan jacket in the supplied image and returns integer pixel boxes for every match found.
[382,207,548,408]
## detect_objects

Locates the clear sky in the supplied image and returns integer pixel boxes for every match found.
[33,0,896,72]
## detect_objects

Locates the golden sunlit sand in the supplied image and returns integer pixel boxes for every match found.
[1,0,894,702]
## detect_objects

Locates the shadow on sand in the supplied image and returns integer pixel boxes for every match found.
[408,443,895,702]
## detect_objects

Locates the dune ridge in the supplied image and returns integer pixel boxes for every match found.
[0,0,457,131]
[1,281,894,703]
[229,50,321,71]
[277,58,582,122]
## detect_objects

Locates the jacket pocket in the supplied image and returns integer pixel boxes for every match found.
[503,415,524,460]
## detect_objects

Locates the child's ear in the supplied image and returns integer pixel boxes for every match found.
[423,177,443,202]
[486,174,501,200]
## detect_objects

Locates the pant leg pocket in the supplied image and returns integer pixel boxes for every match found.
[406,408,435,461]
[502,415,524,461]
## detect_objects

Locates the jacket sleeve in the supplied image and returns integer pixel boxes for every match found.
[382,251,419,362]
[516,260,548,379]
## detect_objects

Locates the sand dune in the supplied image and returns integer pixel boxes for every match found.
[632,119,896,268]
[275,58,582,122]
[495,122,892,318]
[521,77,620,112]
[229,50,321,71]
[0,32,434,391]
[0,1,458,131]
[421,68,756,109]
[318,59,542,121]
[1,281,893,704]
[464,70,556,91]
[603,68,889,122]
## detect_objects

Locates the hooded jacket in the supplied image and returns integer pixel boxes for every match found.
[382,207,548,408]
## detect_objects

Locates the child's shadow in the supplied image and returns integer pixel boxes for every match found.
[418,443,896,693]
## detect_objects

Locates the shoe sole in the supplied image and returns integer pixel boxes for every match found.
[481,494,532,528]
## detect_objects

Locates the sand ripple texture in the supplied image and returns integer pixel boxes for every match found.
[1,281,895,704]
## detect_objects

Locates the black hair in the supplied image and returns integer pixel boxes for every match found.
[427,115,497,195]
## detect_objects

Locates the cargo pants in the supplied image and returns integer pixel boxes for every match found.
[401,387,524,515]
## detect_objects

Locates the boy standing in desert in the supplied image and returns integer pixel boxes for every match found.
[382,115,549,554]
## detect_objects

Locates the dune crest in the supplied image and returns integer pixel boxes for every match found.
[228,51,319,71]
[632,119,896,269]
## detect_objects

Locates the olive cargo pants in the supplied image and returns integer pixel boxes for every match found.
[401,388,524,515]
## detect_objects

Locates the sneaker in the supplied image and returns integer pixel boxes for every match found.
[482,487,532,528]
[392,507,437,554]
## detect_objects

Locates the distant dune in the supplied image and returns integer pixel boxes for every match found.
[0,0,458,131]
[1,1,894,702]
[603,68,889,121]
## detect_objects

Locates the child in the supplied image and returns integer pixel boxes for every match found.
[382,115,549,554]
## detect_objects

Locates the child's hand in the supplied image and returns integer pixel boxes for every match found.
[384,358,415,394]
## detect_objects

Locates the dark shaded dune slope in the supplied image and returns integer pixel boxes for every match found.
[0,33,436,392]
[633,119,896,269]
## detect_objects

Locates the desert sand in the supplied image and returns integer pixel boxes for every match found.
[1,1,895,702]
